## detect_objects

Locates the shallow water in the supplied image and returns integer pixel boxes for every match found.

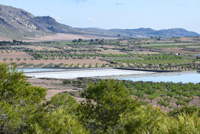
[119,71,200,83]
[17,68,64,73]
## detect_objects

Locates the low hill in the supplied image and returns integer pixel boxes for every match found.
[83,28,200,38]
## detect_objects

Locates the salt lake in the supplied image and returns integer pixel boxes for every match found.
[23,68,153,79]
[22,68,200,83]
[116,71,200,83]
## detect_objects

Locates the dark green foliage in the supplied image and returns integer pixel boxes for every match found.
[43,63,54,67]
[0,63,47,133]
[62,79,71,85]
[169,106,200,117]
[0,63,88,133]
[54,63,64,67]
[28,93,88,134]
[79,79,139,133]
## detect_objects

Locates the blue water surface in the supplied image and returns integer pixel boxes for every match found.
[17,68,64,73]
[120,71,200,83]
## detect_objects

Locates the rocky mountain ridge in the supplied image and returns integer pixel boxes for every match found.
[0,4,199,40]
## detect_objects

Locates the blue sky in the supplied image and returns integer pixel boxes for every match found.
[1,0,200,33]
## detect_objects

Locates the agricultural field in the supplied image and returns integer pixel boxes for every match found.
[0,37,200,70]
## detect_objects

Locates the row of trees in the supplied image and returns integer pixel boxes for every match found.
[30,50,134,60]
[120,62,200,71]
[115,53,200,71]
[0,40,25,46]
[2,62,114,68]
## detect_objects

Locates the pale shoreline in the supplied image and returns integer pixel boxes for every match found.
[99,71,198,79]
[25,68,155,79]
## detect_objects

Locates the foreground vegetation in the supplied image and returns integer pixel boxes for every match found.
[1,63,200,133]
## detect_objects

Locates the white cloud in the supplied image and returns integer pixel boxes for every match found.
[88,17,96,22]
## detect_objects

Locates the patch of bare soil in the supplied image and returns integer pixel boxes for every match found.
[132,95,200,111]
[179,37,195,42]
[24,33,116,42]
[12,45,60,51]
[0,52,33,59]
[0,36,12,41]
[132,51,160,54]
[96,45,116,49]
[1,58,109,67]
[99,49,127,54]
[28,78,81,100]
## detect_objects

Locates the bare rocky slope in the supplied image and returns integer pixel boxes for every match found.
[0,4,83,39]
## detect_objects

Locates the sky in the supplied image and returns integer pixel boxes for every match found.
[1,0,200,33]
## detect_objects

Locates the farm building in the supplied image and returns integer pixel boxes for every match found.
[196,54,200,59]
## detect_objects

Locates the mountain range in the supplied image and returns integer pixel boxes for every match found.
[0,4,199,40]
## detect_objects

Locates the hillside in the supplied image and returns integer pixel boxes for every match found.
[0,4,83,39]
[0,4,199,40]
